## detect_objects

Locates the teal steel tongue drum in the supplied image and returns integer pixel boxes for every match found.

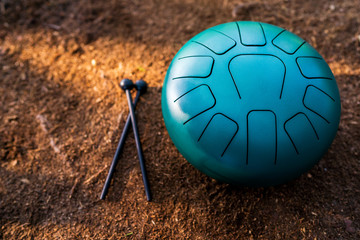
[162,21,341,186]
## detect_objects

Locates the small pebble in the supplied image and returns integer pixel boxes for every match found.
[11,160,18,167]
[20,178,30,184]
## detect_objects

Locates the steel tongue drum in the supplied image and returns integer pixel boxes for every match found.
[161,21,341,186]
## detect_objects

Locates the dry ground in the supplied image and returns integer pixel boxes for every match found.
[0,0,360,239]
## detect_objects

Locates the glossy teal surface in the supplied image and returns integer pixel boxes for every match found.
[162,21,341,186]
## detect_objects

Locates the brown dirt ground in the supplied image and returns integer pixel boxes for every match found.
[0,0,360,239]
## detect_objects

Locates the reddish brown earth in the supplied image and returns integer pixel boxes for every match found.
[0,0,359,239]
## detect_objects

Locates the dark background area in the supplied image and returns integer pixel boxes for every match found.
[0,0,359,239]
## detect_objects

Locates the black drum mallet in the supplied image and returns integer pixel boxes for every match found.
[100,79,152,201]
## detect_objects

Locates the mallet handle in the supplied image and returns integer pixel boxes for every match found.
[125,90,152,201]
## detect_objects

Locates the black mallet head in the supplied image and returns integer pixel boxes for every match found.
[135,79,147,95]
[120,78,134,91]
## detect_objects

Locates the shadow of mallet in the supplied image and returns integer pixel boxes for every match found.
[100,79,152,201]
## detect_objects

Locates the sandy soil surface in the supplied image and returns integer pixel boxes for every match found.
[1,0,359,239]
